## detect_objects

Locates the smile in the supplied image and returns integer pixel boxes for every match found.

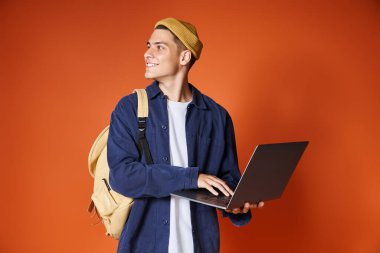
[146,63,158,67]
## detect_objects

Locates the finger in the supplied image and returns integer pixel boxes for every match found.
[205,176,230,195]
[226,186,234,196]
[249,201,264,208]
[205,185,219,196]
[209,176,234,196]
[207,179,230,196]
[210,176,234,196]
[242,203,250,213]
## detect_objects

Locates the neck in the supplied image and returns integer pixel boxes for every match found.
[157,75,192,102]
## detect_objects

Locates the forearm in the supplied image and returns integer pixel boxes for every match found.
[108,159,199,198]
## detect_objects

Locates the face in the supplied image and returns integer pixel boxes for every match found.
[144,29,182,81]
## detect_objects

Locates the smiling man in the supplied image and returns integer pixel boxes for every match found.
[107,17,263,253]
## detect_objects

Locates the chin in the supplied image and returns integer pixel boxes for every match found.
[144,73,153,79]
[145,72,161,80]
[144,75,157,81]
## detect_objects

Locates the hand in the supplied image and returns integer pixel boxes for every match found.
[197,173,234,197]
[225,201,265,214]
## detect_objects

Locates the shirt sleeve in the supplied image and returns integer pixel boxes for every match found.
[219,112,252,226]
[107,96,199,199]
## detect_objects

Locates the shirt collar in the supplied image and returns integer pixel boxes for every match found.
[146,81,162,99]
[146,81,207,110]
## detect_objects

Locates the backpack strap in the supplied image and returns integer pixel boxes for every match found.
[133,89,153,165]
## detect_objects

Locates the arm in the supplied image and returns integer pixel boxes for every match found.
[218,113,256,226]
[107,96,199,199]
[218,113,242,190]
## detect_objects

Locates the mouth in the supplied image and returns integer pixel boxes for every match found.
[146,63,158,68]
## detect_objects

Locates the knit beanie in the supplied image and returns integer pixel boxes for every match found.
[154,17,203,59]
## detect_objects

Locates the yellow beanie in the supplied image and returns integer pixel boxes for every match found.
[155,17,203,60]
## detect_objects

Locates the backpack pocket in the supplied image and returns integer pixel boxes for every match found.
[107,198,133,239]
[91,178,118,216]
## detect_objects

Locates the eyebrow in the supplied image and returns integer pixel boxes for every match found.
[146,41,169,46]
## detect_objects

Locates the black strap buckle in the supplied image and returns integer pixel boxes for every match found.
[138,117,147,132]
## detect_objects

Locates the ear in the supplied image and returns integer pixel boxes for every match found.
[179,50,192,66]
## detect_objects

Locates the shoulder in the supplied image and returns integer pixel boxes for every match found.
[115,92,137,110]
[198,91,231,124]
[203,93,228,113]
[114,82,157,112]
[192,84,228,114]
[110,92,140,128]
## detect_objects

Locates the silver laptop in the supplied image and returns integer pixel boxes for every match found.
[171,141,309,209]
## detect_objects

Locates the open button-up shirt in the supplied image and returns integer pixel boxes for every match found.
[108,81,251,253]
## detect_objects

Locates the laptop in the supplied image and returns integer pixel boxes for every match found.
[171,141,309,209]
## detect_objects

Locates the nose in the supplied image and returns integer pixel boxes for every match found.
[144,47,153,60]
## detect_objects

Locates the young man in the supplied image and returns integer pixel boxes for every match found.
[107,17,264,253]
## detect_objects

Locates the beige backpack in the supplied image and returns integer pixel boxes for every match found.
[88,89,151,239]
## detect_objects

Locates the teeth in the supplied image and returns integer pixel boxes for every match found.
[146,63,157,67]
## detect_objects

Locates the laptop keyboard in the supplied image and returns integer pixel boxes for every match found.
[198,194,231,206]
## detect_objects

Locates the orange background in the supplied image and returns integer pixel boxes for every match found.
[1,0,379,252]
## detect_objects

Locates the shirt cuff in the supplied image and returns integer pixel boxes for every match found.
[184,167,199,189]
[221,209,252,227]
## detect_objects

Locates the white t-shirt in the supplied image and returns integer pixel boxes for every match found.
[167,99,194,253]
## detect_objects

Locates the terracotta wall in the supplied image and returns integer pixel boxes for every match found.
[1,0,379,252]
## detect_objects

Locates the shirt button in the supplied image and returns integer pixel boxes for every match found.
[162,219,169,225]
[161,125,167,130]
[162,156,168,161]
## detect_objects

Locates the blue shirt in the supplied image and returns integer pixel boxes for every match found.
[108,81,251,253]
